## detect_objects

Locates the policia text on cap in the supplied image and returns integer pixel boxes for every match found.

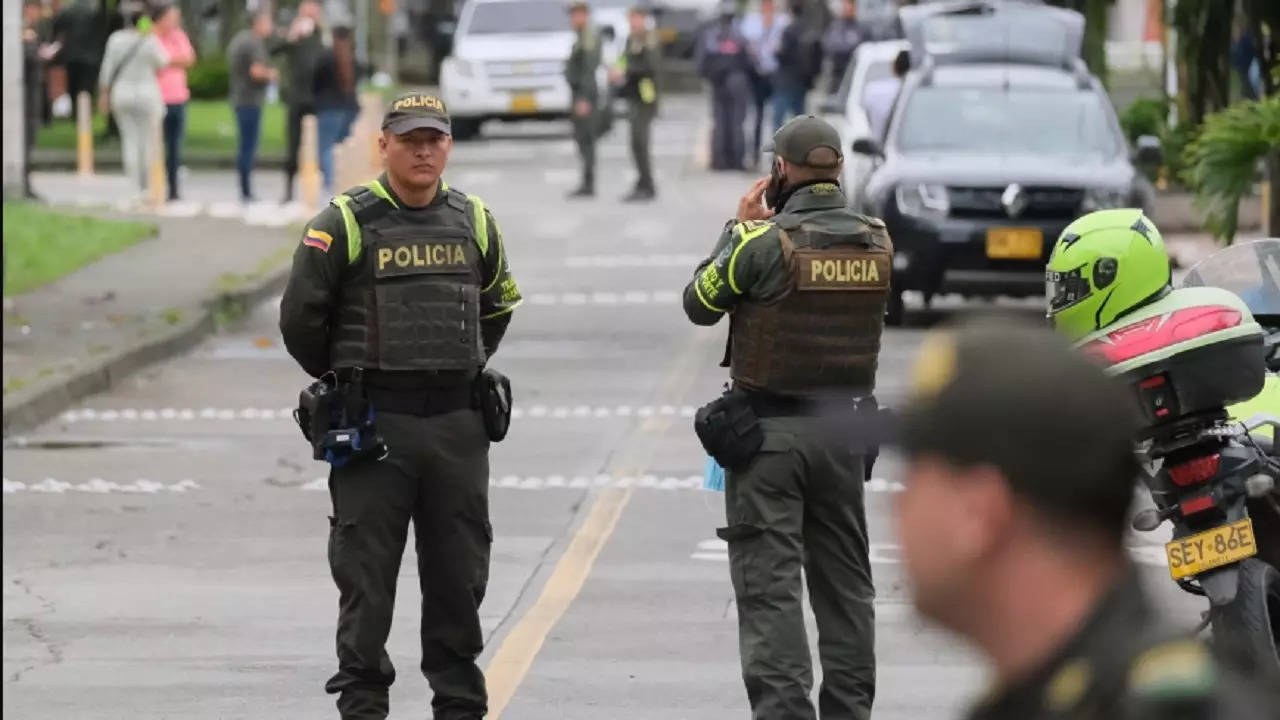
[278,92,522,720]
[683,115,894,720]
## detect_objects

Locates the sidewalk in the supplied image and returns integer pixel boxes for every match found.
[2,204,300,434]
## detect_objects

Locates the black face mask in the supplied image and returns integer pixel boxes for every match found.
[764,160,786,210]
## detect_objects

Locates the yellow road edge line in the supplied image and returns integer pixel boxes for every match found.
[483,329,719,717]
[484,486,633,718]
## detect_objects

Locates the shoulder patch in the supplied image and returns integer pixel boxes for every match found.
[1128,639,1216,701]
[445,188,469,212]
[303,227,333,252]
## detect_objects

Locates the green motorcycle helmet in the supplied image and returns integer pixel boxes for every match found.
[1046,208,1172,342]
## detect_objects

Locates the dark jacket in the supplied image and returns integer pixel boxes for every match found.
[696,19,754,85]
[272,29,327,108]
[774,20,821,91]
[619,30,660,109]
[565,26,602,104]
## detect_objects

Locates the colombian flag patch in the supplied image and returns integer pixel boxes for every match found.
[303,228,333,252]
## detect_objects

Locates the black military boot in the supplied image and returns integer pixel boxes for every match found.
[622,186,655,202]
[567,185,595,199]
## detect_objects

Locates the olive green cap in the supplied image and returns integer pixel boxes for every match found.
[763,115,843,168]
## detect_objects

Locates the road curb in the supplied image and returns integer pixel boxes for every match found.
[1,265,292,437]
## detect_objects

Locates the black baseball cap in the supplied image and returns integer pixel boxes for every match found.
[873,317,1142,537]
[382,92,451,135]
[763,115,843,168]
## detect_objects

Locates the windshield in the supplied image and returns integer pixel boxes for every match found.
[465,1,571,34]
[1182,239,1280,318]
[896,87,1119,156]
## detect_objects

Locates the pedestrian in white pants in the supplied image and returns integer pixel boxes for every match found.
[98,5,168,198]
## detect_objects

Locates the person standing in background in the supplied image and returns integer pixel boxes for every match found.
[228,9,277,203]
[739,0,789,161]
[610,5,660,202]
[771,0,820,129]
[152,2,195,203]
[564,0,602,199]
[313,24,359,196]
[51,0,100,116]
[697,0,754,172]
[273,0,328,204]
[23,0,60,199]
[861,48,906,141]
[822,0,861,95]
[98,0,168,200]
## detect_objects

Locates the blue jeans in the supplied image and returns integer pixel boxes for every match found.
[163,103,186,200]
[770,84,806,135]
[234,105,263,201]
[317,108,350,192]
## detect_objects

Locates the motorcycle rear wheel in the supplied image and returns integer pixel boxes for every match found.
[1210,558,1280,680]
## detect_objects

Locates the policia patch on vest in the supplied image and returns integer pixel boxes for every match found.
[794,250,890,291]
[374,235,474,279]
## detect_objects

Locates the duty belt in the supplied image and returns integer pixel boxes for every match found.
[365,384,476,418]
[741,388,873,419]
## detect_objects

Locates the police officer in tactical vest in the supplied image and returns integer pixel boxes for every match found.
[279,92,522,720]
[684,115,889,720]
[565,0,602,198]
[609,4,660,201]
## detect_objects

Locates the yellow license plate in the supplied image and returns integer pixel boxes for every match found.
[1165,518,1257,580]
[509,93,538,113]
[985,228,1043,259]
[660,27,679,43]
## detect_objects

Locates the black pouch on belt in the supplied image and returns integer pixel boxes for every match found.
[694,388,763,471]
[474,367,513,442]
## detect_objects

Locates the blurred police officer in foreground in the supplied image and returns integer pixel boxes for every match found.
[684,115,892,719]
[610,5,660,201]
[279,91,522,720]
[889,320,1278,720]
[697,0,754,171]
[565,0,602,198]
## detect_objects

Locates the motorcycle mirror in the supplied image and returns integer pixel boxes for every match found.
[1131,508,1164,532]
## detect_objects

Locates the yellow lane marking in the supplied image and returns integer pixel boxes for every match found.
[485,327,718,718]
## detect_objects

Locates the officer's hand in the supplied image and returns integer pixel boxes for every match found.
[574,100,592,117]
[737,177,776,222]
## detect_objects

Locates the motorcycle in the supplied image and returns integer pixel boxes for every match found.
[1075,238,1280,679]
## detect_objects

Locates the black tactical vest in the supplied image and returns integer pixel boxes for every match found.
[328,182,487,374]
[730,216,893,395]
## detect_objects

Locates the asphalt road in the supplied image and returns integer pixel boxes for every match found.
[3,98,1201,719]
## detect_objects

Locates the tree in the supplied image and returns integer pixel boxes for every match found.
[1182,95,1280,242]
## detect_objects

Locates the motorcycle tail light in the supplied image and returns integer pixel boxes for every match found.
[1167,454,1221,487]
[1179,493,1216,516]
[1081,306,1242,366]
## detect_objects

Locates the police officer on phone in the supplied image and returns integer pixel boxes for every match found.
[683,115,892,720]
[279,91,522,720]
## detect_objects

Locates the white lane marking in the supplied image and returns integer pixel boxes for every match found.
[2,478,203,494]
[60,405,699,423]
[564,254,702,269]
[520,290,679,306]
[689,539,1172,568]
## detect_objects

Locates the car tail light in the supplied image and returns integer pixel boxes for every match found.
[1081,306,1242,366]
[1180,493,1216,516]
[1167,454,1221,487]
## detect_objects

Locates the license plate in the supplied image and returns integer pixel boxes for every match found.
[1165,518,1257,580]
[509,93,538,113]
[985,228,1043,259]
[660,27,679,44]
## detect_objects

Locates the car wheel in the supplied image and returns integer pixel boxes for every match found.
[452,118,481,141]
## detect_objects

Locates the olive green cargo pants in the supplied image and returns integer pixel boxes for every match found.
[324,409,492,720]
[719,416,877,720]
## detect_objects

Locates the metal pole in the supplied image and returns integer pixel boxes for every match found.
[3,0,24,194]
[355,0,370,70]
[385,5,398,84]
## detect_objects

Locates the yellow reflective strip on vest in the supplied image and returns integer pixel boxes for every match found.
[728,223,772,295]
[364,179,399,208]
[481,297,523,320]
[440,179,449,192]
[332,194,363,263]
[468,195,490,257]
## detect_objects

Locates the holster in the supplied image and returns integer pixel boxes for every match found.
[694,388,764,471]
[474,367,513,442]
[293,368,388,467]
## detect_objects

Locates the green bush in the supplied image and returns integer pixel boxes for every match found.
[1181,96,1280,243]
[1119,96,1169,144]
[1160,122,1198,188]
[188,54,230,100]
